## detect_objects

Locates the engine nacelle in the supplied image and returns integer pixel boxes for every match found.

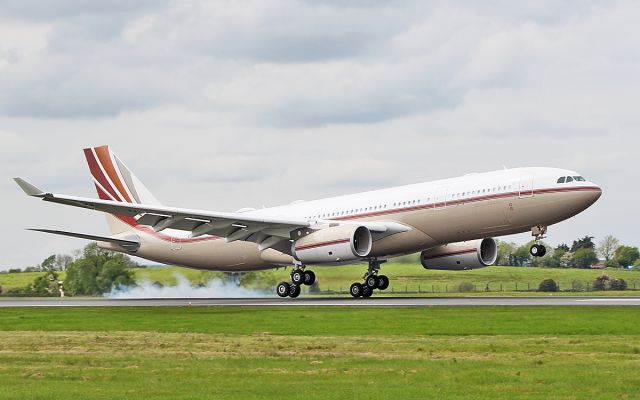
[420,238,497,271]
[293,225,372,263]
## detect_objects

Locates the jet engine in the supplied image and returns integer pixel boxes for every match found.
[420,238,497,271]
[292,225,372,263]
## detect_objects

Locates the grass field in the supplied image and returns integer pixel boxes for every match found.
[136,263,640,293]
[0,306,639,399]
[2,264,639,295]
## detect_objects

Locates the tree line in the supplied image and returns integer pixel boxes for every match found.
[496,235,640,269]
[1,243,136,296]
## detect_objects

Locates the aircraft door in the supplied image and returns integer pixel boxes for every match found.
[518,174,534,198]
[434,187,447,210]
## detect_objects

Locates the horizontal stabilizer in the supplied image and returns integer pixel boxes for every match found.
[13,178,46,197]
[28,229,140,252]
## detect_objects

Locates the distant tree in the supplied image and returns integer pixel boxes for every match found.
[8,268,22,273]
[604,259,619,268]
[24,266,42,272]
[496,241,517,266]
[593,274,612,291]
[96,259,136,293]
[240,270,278,288]
[570,236,595,252]
[512,244,532,267]
[55,254,73,271]
[38,255,59,272]
[26,270,60,296]
[556,243,570,252]
[538,279,559,292]
[540,247,566,268]
[614,246,640,268]
[560,252,574,268]
[65,243,136,295]
[610,278,627,291]
[597,235,620,261]
[571,248,599,269]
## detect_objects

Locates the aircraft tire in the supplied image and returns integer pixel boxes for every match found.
[377,275,389,290]
[350,282,363,298]
[276,282,290,298]
[530,244,540,257]
[291,270,305,285]
[289,283,301,298]
[304,270,316,285]
[365,275,379,289]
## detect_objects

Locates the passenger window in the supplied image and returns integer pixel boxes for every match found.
[557,177,565,183]
[566,176,574,183]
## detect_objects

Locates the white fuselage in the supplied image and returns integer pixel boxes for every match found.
[121,167,601,271]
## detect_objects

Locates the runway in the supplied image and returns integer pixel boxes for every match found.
[1,296,640,307]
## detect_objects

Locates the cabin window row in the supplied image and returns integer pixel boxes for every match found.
[305,184,517,220]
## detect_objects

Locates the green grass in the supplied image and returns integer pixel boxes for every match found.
[134,263,640,293]
[0,271,62,290]
[1,306,640,335]
[2,264,639,295]
[0,306,639,399]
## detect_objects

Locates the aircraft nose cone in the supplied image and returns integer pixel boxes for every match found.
[585,184,602,206]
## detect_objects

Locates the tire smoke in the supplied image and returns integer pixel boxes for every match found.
[105,274,268,298]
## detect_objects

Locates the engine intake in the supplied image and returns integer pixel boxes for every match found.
[293,225,372,263]
[420,238,497,271]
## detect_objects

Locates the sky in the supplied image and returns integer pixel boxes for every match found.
[1,0,638,269]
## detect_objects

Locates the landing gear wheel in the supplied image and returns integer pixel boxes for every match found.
[350,282,363,298]
[291,269,305,285]
[303,270,316,285]
[365,275,379,289]
[276,282,290,298]
[377,275,389,290]
[530,244,546,257]
[362,286,373,298]
[289,283,301,298]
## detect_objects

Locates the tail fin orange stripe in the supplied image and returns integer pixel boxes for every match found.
[83,148,120,201]
[94,145,132,203]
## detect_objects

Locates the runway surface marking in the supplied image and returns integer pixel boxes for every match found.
[1,297,640,307]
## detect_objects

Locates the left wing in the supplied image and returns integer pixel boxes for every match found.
[14,178,309,250]
[14,178,412,251]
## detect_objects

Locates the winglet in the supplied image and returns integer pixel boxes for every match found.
[13,177,46,197]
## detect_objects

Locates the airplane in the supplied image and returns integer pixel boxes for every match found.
[14,145,602,298]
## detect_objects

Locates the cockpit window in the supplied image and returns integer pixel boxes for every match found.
[557,177,566,183]
[566,176,574,183]
[573,176,586,182]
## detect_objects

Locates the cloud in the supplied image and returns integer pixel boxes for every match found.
[0,0,638,268]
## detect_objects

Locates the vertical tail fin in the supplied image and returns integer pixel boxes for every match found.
[83,145,161,234]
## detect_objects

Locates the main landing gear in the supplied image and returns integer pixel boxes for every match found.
[276,265,316,298]
[529,225,547,257]
[350,259,389,298]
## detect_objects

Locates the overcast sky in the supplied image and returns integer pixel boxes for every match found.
[1,0,638,269]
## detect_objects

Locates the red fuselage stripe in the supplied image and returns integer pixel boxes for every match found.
[295,238,350,251]
[331,186,601,221]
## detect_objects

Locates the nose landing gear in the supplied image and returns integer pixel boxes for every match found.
[276,264,316,298]
[350,259,389,298]
[530,225,548,257]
